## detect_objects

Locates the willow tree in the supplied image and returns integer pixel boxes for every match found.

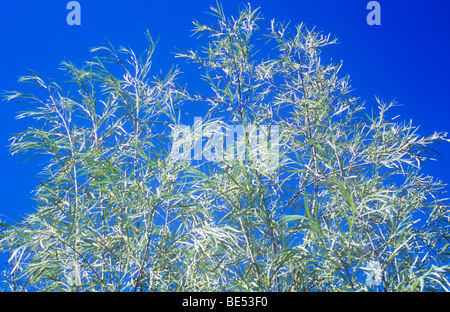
[1,3,449,291]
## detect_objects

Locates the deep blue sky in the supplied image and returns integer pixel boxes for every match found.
[0,0,449,225]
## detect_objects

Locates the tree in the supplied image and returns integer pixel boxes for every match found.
[1,3,449,291]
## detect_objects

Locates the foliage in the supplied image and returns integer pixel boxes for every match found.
[1,3,449,291]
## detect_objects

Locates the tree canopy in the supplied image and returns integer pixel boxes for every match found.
[1,3,449,291]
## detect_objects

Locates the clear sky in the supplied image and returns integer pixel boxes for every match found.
[0,0,449,226]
